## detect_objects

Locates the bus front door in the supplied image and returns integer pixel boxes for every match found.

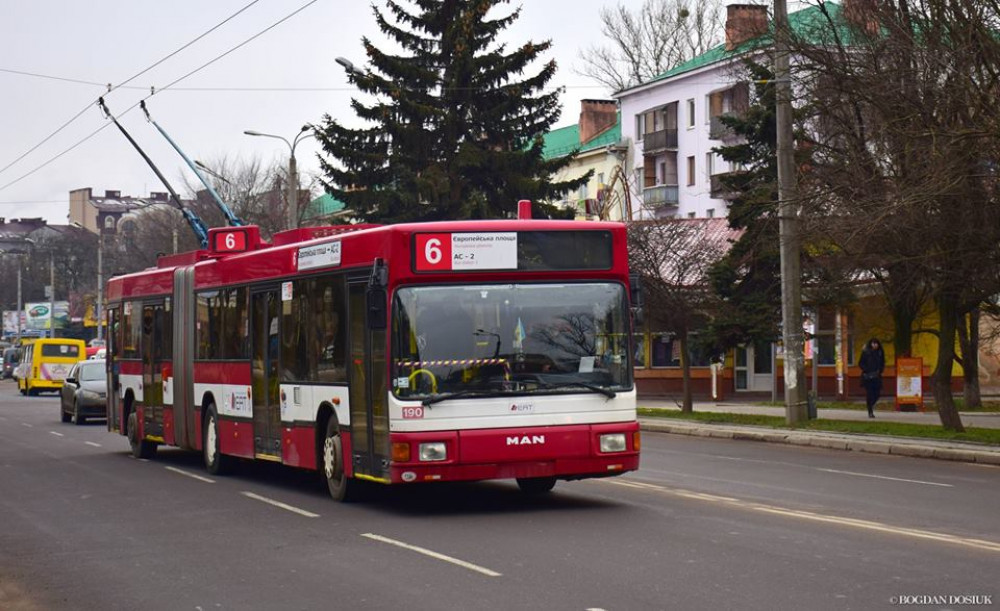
[107,307,121,434]
[347,280,389,482]
[250,289,282,460]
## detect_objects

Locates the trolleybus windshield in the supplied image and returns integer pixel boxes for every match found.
[391,282,632,401]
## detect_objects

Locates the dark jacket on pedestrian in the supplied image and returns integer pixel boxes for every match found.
[859,338,885,385]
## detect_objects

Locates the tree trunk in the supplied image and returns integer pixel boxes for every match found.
[892,307,915,358]
[680,332,693,413]
[933,296,965,431]
[957,308,982,409]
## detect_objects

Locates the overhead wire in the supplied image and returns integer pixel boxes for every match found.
[0,0,320,194]
[0,0,263,180]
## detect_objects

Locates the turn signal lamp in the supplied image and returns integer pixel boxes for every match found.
[633,431,641,451]
[391,442,410,462]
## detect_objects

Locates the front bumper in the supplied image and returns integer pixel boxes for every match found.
[385,421,640,484]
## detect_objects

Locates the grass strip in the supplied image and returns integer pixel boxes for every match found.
[757,400,1000,413]
[637,408,1000,446]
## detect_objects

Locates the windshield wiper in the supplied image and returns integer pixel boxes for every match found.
[534,379,617,399]
[421,388,508,407]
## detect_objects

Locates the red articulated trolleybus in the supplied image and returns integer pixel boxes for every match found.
[105,204,640,500]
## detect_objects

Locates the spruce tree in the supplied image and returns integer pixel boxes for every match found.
[707,62,783,350]
[316,0,586,223]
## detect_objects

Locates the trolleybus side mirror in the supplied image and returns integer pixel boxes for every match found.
[367,288,387,330]
[366,258,388,330]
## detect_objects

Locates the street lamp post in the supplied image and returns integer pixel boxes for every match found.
[244,126,314,230]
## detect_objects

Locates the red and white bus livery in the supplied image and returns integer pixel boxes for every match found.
[105,210,640,500]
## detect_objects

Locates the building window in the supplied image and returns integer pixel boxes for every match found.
[706,152,714,179]
[635,115,644,140]
[814,307,855,366]
[687,156,696,186]
[687,212,696,218]
[103,216,115,230]
[579,183,589,200]
[650,333,713,367]
[633,334,646,368]
[686,98,695,128]
[707,208,715,218]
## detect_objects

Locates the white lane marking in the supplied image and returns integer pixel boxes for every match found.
[49,431,64,437]
[241,491,319,518]
[602,479,1000,553]
[85,441,102,448]
[165,466,216,484]
[817,468,953,487]
[21,422,32,427]
[361,533,502,577]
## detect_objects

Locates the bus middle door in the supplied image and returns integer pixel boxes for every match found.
[141,303,165,439]
[250,288,282,460]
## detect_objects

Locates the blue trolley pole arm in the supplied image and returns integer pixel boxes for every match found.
[140,101,244,227]
[98,98,209,248]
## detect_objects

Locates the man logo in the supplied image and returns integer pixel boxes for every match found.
[506,435,545,446]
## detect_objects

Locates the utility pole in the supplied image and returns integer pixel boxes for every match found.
[16,258,22,343]
[775,0,808,423]
[288,153,299,230]
[97,233,103,341]
[49,251,56,339]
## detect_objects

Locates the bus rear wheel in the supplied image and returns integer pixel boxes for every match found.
[322,418,357,502]
[203,404,234,475]
[516,477,557,494]
[127,411,157,459]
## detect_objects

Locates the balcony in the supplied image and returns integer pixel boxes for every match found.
[709,114,736,140]
[710,172,743,200]
[642,128,678,153]
[642,184,679,208]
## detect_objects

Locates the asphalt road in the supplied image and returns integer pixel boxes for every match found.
[1,382,997,611]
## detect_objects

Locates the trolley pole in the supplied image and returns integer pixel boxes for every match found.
[775,0,808,423]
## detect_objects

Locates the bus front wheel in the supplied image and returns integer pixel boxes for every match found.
[127,411,157,459]
[322,418,357,502]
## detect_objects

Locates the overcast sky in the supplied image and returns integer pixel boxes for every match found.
[0,0,635,225]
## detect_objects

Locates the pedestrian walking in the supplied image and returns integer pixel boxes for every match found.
[859,338,885,418]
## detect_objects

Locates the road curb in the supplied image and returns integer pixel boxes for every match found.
[640,419,1000,466]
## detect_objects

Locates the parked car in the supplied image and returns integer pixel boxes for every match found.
[60,359,107,425]
[2,347,18,379]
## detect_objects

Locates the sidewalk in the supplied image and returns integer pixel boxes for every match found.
[637,398,1000,466]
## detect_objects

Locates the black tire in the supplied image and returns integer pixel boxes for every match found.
[72,401,85,425]
[516,477,557,494]
[127,410,157,459]
[60,405,71,423]
[203,404,234,475]
[26,382,36,397]
[321,418,358,502]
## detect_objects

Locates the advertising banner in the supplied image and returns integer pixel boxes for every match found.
[25,301,69,331]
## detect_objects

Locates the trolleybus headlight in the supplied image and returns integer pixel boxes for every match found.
[418,442,447,462]
[599,433,627,453]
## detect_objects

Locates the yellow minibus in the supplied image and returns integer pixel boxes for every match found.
[18,338,86,396]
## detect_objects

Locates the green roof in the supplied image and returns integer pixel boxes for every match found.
[642,2,845,85]
[302,193,346,219]
[541,113,621,160]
